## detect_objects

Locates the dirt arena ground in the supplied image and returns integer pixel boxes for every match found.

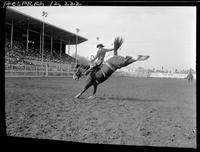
[5,76,196,148]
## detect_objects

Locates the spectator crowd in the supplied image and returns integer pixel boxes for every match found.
[5,40,76,67]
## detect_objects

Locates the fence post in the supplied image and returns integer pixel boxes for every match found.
[11,64,13,76]
[46,63,48,77]
[25,64,26,76]
[43,63,45,77]
[24,64,25,76]
[68,64,70,75]
[36,66,38,77]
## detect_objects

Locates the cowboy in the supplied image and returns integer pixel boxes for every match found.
[84,44,114,75]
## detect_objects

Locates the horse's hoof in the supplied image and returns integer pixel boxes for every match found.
[137,55,150,61]
[88,96,95,99]
[74,94,80,99]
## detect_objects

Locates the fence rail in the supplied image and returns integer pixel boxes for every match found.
[5,63,75,77]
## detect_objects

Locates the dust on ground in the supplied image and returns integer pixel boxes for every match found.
[5,77,196,148]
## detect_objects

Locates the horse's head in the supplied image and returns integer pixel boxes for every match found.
[73,64,89,80]
[73,64,83,80]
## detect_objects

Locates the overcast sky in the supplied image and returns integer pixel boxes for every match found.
[11,6,196,71]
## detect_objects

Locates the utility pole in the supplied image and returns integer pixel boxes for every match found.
[75,28,80,65]
[42,11,48,66]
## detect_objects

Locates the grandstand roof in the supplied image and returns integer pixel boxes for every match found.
[6,8,88,45]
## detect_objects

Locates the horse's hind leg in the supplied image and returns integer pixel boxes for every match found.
[114,50,118,56]
[74,80,93,98]
[93,83,98,95]
[88,83,98,99]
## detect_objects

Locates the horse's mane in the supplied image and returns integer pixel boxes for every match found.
[81,64,90,70]
[76,62,90,70]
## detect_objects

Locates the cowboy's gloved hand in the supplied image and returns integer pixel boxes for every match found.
[90,55,94,61]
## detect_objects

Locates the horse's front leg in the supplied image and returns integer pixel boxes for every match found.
[88,83,98,99]
[74,79,93,98]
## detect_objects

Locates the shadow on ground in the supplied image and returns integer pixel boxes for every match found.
[97,96,164,102]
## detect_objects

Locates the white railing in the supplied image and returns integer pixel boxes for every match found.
[5,63,76,77]
[149,72,196,79]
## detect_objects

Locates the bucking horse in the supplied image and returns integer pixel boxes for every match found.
[73,37,150,99]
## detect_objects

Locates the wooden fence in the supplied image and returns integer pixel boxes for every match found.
[5,63,76,77]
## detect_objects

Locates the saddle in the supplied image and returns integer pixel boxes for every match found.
[86,60,115,78]
[87,64,102,74]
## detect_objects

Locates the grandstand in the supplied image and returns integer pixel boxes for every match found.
[5,7,88,77]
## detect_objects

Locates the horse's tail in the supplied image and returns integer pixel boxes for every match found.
[114,37,124,54]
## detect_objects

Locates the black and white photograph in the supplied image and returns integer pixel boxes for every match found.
[4,3,196,149]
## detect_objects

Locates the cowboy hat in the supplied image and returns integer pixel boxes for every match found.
[97,44,104,48]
